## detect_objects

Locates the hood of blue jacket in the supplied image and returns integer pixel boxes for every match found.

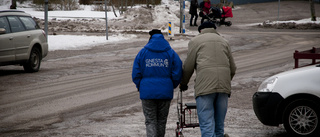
[144,34,171,52]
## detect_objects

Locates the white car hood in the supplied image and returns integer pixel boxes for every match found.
[272,65,320,98]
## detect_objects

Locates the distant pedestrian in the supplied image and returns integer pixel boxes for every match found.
[132,29,183,137]
[200,0,211,24]
[180,22,237,137]
[189,0,199,26]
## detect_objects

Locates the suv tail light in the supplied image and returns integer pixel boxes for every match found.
[42,30,47,41]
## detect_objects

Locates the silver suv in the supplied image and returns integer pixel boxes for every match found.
[0,10,48,72]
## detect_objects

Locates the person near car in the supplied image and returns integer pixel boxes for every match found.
[179,21,237,137]
[132,29,183,137]
[200,0,211,24]
[189,0,199,26]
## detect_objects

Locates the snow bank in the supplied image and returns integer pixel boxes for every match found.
[2,0,319,51]
[259,18,320,29]
[48,34,137,51]
[1,0,188,51]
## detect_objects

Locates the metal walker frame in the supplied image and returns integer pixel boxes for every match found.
[175,90,199,137]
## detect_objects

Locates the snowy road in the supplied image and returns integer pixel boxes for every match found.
[1,1,320,136]
[1,28,319,136]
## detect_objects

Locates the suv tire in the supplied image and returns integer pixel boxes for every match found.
[283,99,320,137]
[23,47,42,72]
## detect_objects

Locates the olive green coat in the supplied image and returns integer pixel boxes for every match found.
[181,28,237,98]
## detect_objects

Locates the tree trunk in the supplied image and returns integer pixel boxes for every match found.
[122,0,124,14]
[310,0,317,21]
[125,0,128,11]
[131,0,134,8]
[109,0,118,17]
[10,0,17,9]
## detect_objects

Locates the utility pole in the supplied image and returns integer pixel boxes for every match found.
[179,0,185,34]
[105,0,108,40]
[277,0,280,26]
[179,0,182,33]
[44,0,48,41]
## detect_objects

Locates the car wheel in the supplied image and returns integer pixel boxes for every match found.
[23,47,42,72]
[283,99,320,137]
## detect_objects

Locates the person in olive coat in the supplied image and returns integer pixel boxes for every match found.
[180,22,236,137]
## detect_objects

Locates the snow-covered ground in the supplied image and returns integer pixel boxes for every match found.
[1,1,320,136]
[48,34,137,51]
[1,0,319,51]
[0,0,184,51]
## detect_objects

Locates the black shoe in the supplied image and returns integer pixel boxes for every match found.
[194,24,198,26]
[190,24,193,27]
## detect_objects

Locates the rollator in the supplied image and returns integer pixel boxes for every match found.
[175,90,199,137]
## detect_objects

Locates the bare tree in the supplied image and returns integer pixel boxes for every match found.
[115,0,129,15]
[131,0,134,8]
[109,0,118,17]
[151,0,155,7]
[10,0,17,9]
[125,0,128,11]
[146,0,149,8]
[145,0,155,8]
[120,0,123,15]
[63,0,79,11]
[310,0,317,21]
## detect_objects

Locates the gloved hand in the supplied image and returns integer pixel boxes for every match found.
[179,84,188,91]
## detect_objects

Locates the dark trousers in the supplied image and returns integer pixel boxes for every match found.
[190,13,198,26]
[142,99,171,137]
[201,16,208,24]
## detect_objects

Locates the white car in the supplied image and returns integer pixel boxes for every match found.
[0,10,48,72]
[253,64,320,137]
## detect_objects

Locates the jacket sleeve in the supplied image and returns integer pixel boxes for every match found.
[180,40,197,86]
[171,51,183,88]
[132,51,143,90]
[227,44,237,80]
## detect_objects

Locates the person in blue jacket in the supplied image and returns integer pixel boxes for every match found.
[132,29,182,137]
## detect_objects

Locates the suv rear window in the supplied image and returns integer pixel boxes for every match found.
[7,16,25,33]
[19,16,39,30]
[0,16,39,33]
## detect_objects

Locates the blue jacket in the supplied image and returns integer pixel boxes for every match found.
[132,34,182,100]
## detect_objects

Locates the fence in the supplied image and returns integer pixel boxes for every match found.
[294,47,320,68]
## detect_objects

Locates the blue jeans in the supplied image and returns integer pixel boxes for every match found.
[196,93,228,137]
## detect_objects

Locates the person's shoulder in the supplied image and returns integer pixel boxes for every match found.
[188,35,203,46]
